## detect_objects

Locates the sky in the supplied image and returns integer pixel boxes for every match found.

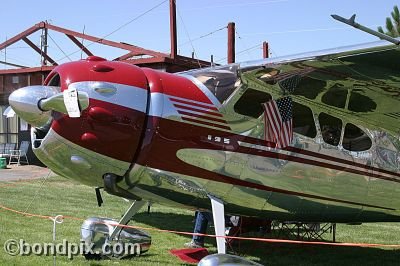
[0,0,399,68]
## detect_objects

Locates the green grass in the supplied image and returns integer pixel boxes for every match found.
[1,175,400,265]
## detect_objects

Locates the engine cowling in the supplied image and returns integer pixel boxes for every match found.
[9,56,149,186]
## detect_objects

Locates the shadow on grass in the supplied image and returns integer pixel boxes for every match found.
[134,211,195,239]
[132,212,400,266]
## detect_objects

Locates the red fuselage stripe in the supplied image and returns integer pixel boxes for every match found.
[173,104,224,117]
[169,97,219,111]
[285,146,400,179]
[237,145,400,183]
[241,136,400,179]
[177,110,228,124]
[181,117,231,130]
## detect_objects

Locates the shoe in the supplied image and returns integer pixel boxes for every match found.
[184,240,204,248]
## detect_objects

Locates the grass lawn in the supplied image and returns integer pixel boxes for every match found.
[0,174,400,265]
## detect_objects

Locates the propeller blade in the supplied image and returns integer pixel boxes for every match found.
[39,90,89,117]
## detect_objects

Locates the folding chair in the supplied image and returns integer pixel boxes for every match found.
[0,143,5,156]
[0,143,15,162]
[9,141,30,165]
[0,143,5,165]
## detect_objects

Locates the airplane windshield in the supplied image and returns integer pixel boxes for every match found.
[185,65,241,103]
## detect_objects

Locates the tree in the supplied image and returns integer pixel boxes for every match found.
[378,5,400,37]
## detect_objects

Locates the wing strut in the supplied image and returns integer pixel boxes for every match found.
[331,14,400,45]
[209,195,226,254]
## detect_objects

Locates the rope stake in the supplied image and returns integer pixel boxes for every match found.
[49,215,64,266]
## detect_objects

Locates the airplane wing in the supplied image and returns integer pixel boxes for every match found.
[238,40,400,137]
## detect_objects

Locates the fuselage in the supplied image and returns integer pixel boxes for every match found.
[10,56,400,223]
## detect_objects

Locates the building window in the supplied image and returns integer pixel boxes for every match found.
[342,123,372,151]
[234,89,272,118]
[12,76,19,84]
[293,102,316,138]
[319,112,342,146]
[0,106,18,144]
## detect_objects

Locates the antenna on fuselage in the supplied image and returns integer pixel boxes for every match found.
[331,14,400,45]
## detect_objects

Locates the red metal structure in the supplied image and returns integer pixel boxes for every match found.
[0,21,212,74]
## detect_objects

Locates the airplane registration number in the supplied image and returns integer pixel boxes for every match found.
[207,135,230,144]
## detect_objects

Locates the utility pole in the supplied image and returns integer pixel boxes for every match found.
[227,22,235,64]
[263,41,269,59]
[170,0,177,59]
[41,27,48,66]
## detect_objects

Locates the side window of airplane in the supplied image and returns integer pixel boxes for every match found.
[234,88,272,118]
[342,123,372,152]
[292,102,316,138]
[319,112,342,146]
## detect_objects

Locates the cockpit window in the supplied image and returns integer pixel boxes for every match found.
[319,112,342,146]
[342,123,372,151]
[186,65,240,103]
[293,102,316,138]
[48,73,60,87]
[234,88,272,118]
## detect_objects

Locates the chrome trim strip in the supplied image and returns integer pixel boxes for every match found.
[148,92,176,118]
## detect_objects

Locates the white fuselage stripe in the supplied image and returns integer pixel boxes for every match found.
[69,81,148,113]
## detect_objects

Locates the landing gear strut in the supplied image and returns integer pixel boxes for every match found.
[81,200,151,260]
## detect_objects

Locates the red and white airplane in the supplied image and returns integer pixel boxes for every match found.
[8,15,400,259]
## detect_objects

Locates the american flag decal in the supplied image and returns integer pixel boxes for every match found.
[263,96,293,148]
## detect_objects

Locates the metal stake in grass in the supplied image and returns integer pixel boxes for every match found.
[50,215,64,266]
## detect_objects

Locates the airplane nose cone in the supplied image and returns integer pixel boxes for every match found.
[8,86,59,127]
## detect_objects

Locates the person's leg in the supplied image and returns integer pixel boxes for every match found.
[185,211,213,248]
[193,211,212,244]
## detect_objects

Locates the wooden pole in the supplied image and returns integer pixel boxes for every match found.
[227,22,235,64]
[170,0,177,59]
